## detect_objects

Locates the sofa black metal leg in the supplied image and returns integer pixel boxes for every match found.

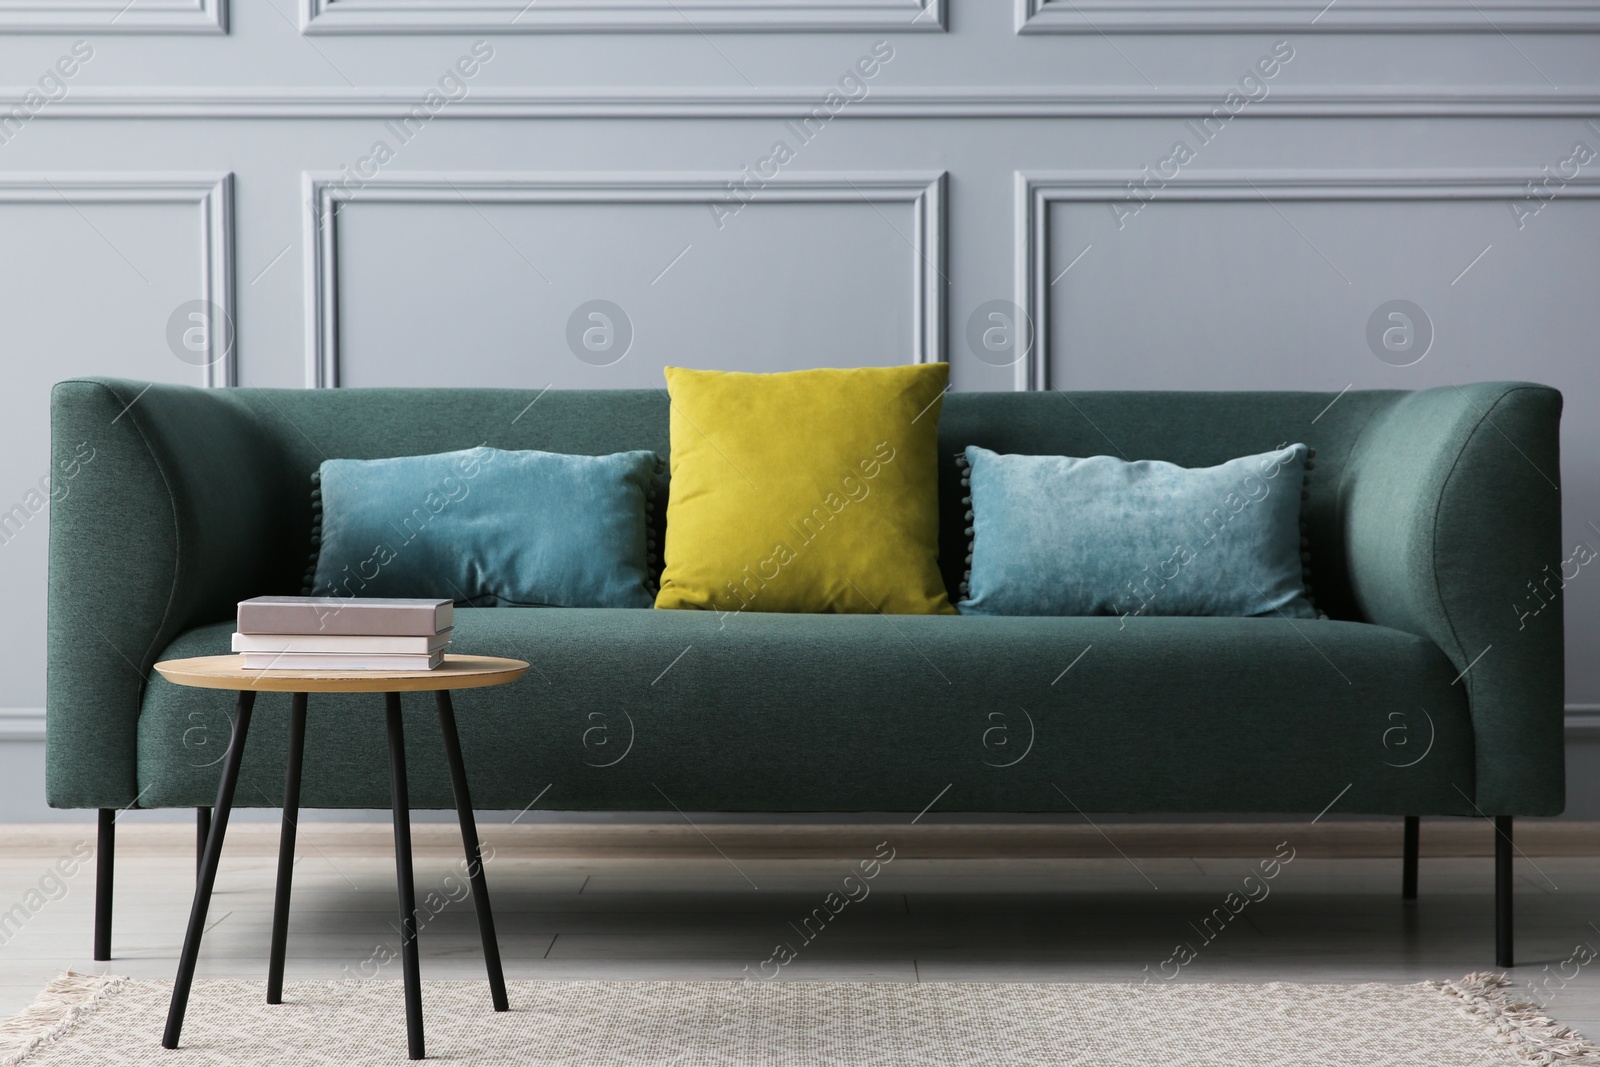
[94,809,114,961]
[196,808,211,876]
[1402,816,1419,901]
[436,690,509,1012]
[1496,816,1514,968]
[267,693,308,1005]
[386,692,425,1060]
[164,689,255,1050]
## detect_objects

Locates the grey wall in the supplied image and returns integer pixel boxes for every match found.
[0,1,1597,820]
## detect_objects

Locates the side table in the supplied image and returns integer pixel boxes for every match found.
[152,654,529,1061]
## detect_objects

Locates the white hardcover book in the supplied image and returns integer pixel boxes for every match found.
[240,651,445,671]
[232,631,451,655]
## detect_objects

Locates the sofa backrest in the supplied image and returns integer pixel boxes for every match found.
[106,383,1414,622]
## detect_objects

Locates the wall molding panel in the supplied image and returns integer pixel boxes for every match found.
[0,0,225,33]
[10,87,1600,119]
[301,0,943,33]
[0,709,43,743]
[1017,0,1600,33]
[1568,705,1600,737]
[304,171,946,388]
[1016,170,1600,392]
[0,173,235,387]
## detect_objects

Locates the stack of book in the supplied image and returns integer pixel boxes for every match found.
[234,596,453,670]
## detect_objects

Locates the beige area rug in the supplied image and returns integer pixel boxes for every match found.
[1,972,1597,1066]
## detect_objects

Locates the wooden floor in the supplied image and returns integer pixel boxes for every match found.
[2,820,1600,1042]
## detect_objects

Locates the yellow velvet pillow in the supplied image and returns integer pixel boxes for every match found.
[655,364,956,616]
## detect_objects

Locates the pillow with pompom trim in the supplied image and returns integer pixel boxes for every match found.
[957,444,1318,619]
[307,446,662,608]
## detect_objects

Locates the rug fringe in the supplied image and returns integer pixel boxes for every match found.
[0,971,127,1067]
[1437,972,1600,1065]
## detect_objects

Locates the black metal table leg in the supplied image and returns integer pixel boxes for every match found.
[436,690,509,1012]
[164,689,256,1050]
[196,808,211,878]
[267,693,308,1005]
[386,692,425,1060]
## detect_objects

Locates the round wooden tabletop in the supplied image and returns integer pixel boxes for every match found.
[153,654,529,693]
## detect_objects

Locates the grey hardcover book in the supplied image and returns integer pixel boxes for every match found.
[236,596,453,636]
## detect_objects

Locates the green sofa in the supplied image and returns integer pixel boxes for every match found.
[48,378,1564,967]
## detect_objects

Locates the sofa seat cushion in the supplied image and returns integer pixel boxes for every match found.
[137,610,1474,815]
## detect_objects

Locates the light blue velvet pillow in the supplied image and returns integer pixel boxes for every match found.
[958,444,1316,619]
[309,446,662,609]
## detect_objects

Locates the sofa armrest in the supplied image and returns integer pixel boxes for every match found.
[47,379,299,808]
[1343,381,1565,815]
